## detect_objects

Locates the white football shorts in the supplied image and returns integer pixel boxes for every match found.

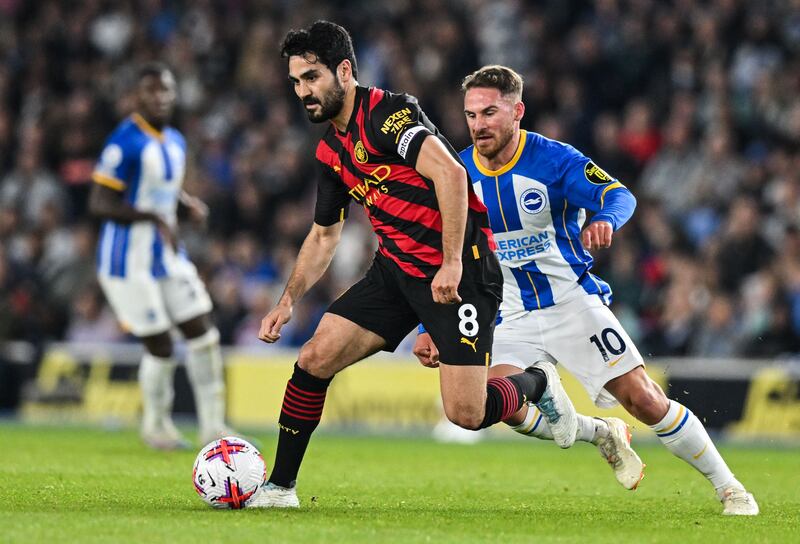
[492,294,644,408]
[98,256,213,337]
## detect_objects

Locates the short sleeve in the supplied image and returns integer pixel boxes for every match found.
[313,161,351,227]
[368,93,434,166]
[92,135,133,192]
[558,145,625,213]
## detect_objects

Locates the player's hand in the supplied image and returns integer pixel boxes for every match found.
[431,261,462,304]
[258,304,292,343]
[183,194,209,225]
[581,220,613,250]
[413,332,440,368]
[154,217,178,250]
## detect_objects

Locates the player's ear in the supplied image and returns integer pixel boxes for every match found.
[514,100,525,122]
[337,59,352,84]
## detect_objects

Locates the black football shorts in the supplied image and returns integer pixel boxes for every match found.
[327,252,502,366]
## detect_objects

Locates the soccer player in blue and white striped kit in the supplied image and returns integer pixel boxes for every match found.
[414,65,758,515]
[89,63,233,450]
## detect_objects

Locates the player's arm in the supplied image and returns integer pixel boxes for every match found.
[178,150,209,224]
[258,159,349,343]
[258,221,344,343]
[581,187,636,249]
[89,176,177,248]
[558,149,636,249]
[415,137,467,304]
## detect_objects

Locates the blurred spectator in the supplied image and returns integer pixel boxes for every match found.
[0,0,797,360]
[65,285,125,343]
[689,292,742,357]
[714,196,773,294]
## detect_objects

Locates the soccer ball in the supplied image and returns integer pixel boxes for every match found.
[192,437,266,509]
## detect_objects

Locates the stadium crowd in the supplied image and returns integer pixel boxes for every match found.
[1,0,799,359]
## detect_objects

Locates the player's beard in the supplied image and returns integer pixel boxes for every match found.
[474,124,515,160]
[303,80,346,123]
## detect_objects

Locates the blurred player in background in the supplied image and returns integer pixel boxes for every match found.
[414,65,758,515]
[89,63,233,449]
[251,21,578,509]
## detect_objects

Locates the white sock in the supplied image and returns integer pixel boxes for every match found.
[511,406,600,443]
[185,327,227,439]
[650,400,741,493]
[139,353,177,433]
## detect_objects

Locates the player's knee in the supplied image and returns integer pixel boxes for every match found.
[628,381,669,424]
[445,405,484,430]
[297,340,337,379]
[142,334,173,358]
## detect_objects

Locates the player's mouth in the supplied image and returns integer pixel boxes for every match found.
[475,133,494,143]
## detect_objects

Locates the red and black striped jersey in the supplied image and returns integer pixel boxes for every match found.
[314,85,496,279]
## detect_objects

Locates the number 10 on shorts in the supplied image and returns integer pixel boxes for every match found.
[589,328,626,362]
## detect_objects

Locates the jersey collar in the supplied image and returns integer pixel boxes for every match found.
[132,113,165,141]
[472,129,527,177]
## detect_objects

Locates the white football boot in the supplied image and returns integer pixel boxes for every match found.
[199,427,240,447]
[248,482,300,509]
[141,417,191,450]
[530,361,577,448]
[720,486,759,516]
[594,417,645,490]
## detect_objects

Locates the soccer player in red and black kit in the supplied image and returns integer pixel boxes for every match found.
[250,21,577,508]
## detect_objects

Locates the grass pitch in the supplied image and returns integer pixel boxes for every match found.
[1,424,796,543]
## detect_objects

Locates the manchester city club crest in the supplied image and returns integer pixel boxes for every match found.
[354,141,369,164]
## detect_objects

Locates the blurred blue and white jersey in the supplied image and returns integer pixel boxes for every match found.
[92,113,187,279]
[460,130,629,322]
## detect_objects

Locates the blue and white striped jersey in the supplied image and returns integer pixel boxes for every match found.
[92,113,187,279]
[460,130,633,322]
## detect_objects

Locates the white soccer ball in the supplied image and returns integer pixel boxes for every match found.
[192,436,266,509]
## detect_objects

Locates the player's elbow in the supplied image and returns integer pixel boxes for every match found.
[432,160,467,192]
[627,189,637,212]
[309,222,343,248]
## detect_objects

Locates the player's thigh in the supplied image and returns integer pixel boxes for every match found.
[298,312,387,378]
[491,313,552,371]
[98,274,171,337]
[160,259,213,326]
[439,363,488,422]
[544,295,644,408]
[326,257,419,354]
[409,255,502,366]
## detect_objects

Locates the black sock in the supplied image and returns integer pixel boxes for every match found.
[508,367,547,404]
[479,368,547,429]
[268,363,332,488]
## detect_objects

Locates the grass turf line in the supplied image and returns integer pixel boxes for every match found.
[0,425,796,543]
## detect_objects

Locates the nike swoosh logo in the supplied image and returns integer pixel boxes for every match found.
[693,443,709,460]
[608,355,624,367]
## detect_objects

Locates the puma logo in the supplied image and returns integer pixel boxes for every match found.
[279,424,300,435]
[460,337,478,352]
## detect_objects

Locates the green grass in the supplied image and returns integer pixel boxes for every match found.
[1,424,796,543]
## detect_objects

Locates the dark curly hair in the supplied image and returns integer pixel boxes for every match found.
[280,20,358,79]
